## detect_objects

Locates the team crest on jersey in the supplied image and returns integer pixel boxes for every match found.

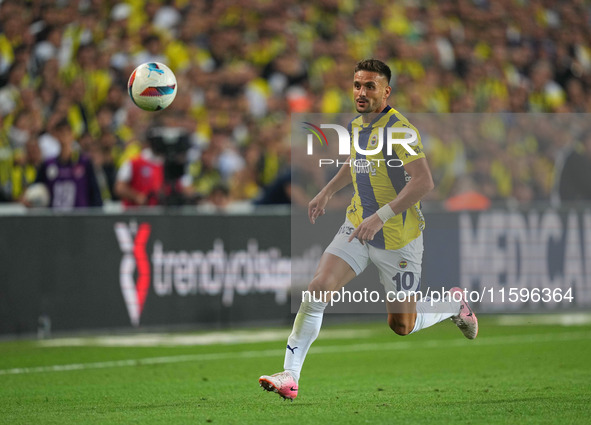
[399,260,408,269]
[368,133,379,148]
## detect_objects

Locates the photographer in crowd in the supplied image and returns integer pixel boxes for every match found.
[115,127,192,207]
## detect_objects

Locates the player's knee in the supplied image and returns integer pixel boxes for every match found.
[390,322,413,336]
[388,316,414,336]
[308,274,339,295]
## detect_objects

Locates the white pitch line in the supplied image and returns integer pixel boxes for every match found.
[1,331,589,377]
[37,329,373,348]
[495,313,591,327]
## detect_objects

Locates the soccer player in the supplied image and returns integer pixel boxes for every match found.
[259,59,478,400]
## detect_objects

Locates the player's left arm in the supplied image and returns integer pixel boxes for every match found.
[348,158,434,244]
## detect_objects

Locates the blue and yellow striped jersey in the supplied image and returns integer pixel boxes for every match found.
[346,106,426,250]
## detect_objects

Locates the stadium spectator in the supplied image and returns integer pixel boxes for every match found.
[558,131,591,202]
[133,33,167,67]
[0,61,27,116]
[34,119,102,209]
[444,176,491,212]
[0,0,590,208]
[114,139,165,207]
[86,131,119,202]
[10,139,42,202]
[255,170,292,206]
[187,146,223,202]
[195,182,234,213]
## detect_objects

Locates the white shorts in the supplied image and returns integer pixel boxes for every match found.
[325,218,423,295]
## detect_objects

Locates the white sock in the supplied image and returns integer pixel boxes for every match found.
[410,296,461,334]
[283,299,328,381]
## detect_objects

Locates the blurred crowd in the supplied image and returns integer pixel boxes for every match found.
[0,0,591,210]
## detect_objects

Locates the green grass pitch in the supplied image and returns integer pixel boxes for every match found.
[0,316,589,424]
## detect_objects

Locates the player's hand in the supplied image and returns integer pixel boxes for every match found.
[348,213,384,245]
[308,191,329,224]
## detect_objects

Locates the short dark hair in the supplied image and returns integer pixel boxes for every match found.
[354,59,391,85]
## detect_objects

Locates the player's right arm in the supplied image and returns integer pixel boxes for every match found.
[309,156,352,224]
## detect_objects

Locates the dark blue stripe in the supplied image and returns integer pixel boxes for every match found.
[369,229,385,248]
[355,134,379,219]
[352,108,397,250]
[355,126,384,248]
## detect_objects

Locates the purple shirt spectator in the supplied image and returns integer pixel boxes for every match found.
[36,153,102,210]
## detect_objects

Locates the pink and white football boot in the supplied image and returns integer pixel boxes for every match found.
[449,287,478,339]
[259,371,298,401]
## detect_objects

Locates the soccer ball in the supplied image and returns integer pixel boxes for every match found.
[128,62,177,111]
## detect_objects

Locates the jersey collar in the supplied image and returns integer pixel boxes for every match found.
[356,105,392,129]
